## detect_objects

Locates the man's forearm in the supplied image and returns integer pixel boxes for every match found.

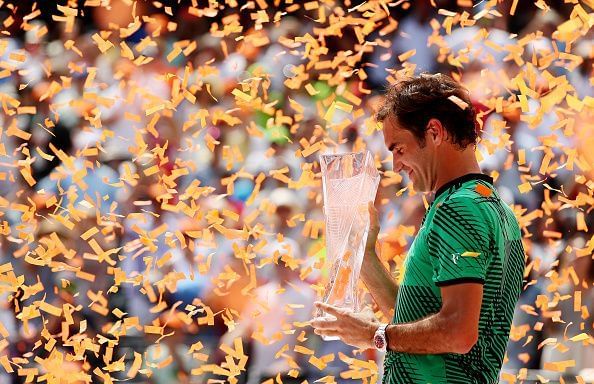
[360,249,398,319]
[386,312,475,354]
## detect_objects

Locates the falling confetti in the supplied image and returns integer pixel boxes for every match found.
[0,1,592,383]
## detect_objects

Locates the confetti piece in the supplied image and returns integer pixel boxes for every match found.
[80,228,99,242]
[448,95,468,110]
[517,149,526,165]
[543,360,575,373]
[6,123,32,140]
[143,165,160,176]
[127,352,142,378]
[576,212,588,232]
[398,49,416,62]
[539,152,553,175]
[305,83,319,96]
[295,345,315,355]
[566,94,583,112]
[518,182,532,194]
[475,184,492,197]
[543,231,562,239]
[231,88,253,102]
[288,97,304,113]
[569,333,590,342]
[75,270,95,282]
[205,83,218,102]
[91,33,114,53]
[166,46,182,63]
[9,52,26,62]
[309,355,328,370]
[301,141,323,157]
[438,9,458,17]
[0,321,10,338]
[37,301,63,317]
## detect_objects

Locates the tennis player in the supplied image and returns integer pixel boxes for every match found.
[312,73,526,384]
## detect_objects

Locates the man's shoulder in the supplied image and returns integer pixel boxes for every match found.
[429,183,505,236]
[451,178,496,199]
[436,186,489,213]
[437,182,522,240]
[438,180,503,212]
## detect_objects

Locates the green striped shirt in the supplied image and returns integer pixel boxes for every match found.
[384,173,526,384]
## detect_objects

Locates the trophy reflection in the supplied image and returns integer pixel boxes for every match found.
[317,151,380,340]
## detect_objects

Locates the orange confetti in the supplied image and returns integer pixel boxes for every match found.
[91,33,114,53]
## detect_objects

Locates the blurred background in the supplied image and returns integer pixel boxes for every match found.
[0,0,593,383]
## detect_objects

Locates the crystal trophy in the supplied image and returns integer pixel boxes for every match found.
[316,151,380,336]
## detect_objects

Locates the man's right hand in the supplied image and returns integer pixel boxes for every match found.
[365,201,380,254]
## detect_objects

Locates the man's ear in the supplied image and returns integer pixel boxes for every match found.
[427,118,446,145]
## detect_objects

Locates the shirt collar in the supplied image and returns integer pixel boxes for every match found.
[434,173,494,200]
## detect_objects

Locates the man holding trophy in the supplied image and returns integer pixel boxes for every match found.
[312,73,526,384]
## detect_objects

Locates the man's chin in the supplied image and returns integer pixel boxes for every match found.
[406,173,426,192]
[411,181,429,193]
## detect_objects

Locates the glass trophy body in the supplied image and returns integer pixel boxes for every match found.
[317,151,380,339]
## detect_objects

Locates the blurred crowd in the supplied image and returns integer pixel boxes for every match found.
[0,1,593,383]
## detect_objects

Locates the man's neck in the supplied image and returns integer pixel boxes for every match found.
[433,147,482,193]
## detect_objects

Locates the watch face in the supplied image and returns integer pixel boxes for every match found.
[374,334,385,349]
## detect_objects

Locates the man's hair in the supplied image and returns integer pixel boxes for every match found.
[375,73,478,149]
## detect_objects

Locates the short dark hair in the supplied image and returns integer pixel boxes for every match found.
[375,73,478,149]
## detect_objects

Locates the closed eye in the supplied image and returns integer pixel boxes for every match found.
[388,143,400,152]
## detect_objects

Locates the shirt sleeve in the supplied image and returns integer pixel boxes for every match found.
[428,196,493,287]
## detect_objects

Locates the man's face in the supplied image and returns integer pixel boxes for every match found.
[382,115,437,193]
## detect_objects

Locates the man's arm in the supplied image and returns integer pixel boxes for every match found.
[360,249,398,319]
[360,202,398,318]
[386,283,483,354]
[310,283,482,352]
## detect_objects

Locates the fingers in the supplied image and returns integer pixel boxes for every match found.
[311,317,337,331]
[314,301,344,317]
[313,328,341,338]
[368,201,376,215]
[312,302,345,331]
[368,201,379,228]
[366,202,380,254]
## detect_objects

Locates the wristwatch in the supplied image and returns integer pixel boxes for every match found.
[373,324,389,352]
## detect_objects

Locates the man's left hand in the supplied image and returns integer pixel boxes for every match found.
[311,302,380,350]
